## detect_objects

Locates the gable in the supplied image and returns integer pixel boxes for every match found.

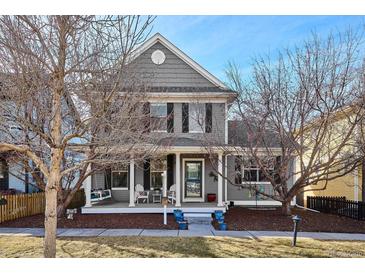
[129,41,218,88]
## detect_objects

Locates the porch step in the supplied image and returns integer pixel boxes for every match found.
[184,213,212,225]
[186,217,212,225]
[184,213,212,218]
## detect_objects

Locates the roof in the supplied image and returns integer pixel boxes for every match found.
[228,120,281,147]
[130,33,228,89]
[158,137,207,147]
[119,86,235,94]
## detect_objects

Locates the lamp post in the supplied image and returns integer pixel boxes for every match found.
[292,215,301,247]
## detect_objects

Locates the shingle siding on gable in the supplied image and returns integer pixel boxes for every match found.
[130,42,215,87]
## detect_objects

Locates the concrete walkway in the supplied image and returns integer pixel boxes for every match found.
[1,226,365,241]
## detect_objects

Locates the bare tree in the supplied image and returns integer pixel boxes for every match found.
[0,15,160,257]
[211,30,365,215]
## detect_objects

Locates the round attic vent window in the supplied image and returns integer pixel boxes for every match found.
[151,49,166,65]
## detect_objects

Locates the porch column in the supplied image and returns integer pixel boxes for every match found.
[224,154,228,203]
[129,157,135,207]
[175,152,181,207]
[84,165,92,208]
[217,152,224,207]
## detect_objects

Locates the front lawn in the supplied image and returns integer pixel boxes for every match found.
[1,236,365,258]
[217,207,365,233]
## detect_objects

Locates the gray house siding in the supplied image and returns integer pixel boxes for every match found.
[226,155,294,202]
[130,42,215,87]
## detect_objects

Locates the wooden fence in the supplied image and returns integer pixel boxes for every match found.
[307,196,365,221]
[0,192,45,223]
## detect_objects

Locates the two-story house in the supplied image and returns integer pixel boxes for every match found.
[81,33,294,214]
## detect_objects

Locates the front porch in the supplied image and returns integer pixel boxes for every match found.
[82,148,227,214]
[81,201,226,214]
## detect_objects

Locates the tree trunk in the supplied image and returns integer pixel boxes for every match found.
[57,203,65,218]
[281,200,291,215]
[44,172,59,258]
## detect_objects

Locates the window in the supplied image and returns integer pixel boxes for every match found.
[0,161,4,179]
[189,103,205,133]
[150,103,167,132]
[112,168,128,189]
[150,158,166,190]
[236,158,276,200]
[241,159,275,184]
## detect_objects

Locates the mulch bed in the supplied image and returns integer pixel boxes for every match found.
[0,212,178,230]
[213,207,365,233]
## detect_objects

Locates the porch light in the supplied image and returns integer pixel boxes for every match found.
[292,215,301,247]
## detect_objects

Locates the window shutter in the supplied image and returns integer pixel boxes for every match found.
[235,156,242,185]
[105,168,111,190]
[167,103,174,133]
[167,154,174,189]
[182,103,189,133]
[205,103,212,133]
[143,158,150,190]
[143,102,150,133]
[274,156,281,184]
[0,159,9,191]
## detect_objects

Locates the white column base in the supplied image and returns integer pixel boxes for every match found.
[84,166,92,208]
[129,157,135,207]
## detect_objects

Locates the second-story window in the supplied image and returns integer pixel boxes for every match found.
[189,103,205,133]
[150,103,167,132]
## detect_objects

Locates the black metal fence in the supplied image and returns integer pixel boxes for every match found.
[307,196,365,221]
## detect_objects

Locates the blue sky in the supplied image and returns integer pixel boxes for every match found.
[152,16,365,83]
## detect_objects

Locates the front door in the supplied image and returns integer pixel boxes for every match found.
[184,160,204,202]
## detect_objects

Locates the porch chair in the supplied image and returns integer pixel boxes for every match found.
[168,184,176,204]
[135,184,150,204]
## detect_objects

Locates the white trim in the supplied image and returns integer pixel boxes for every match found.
[189,130,204,134]
[224,154,228,203]
[241,181,272,185]
[129,158,135,207]
[82,205,226,214]
[175,152,181,207]
[111,170,128,190]
[231,199,296,206]
[217,153,223,207]
[145,92,234,103]
[225,102,228,144]
[151,130,168,133]
[84,165,92,208]
[131,33,227,89]
[231,200,282,206]
[182,158,205,202]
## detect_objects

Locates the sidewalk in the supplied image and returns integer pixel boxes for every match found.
[1,226,365,241]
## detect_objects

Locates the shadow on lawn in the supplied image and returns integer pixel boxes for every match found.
[57,236,220,258]
[55,236,354,258]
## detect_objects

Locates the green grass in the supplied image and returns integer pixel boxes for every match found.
[0,236,365,258]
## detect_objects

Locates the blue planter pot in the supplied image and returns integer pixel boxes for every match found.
[178,222,188,230]
[173,209,184,221]
[219,223,227,231]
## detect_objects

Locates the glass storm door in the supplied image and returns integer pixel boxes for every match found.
[184,161,203,199]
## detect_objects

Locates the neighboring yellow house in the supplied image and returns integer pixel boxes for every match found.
[298,106,364,207]
[302,165,363,207]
